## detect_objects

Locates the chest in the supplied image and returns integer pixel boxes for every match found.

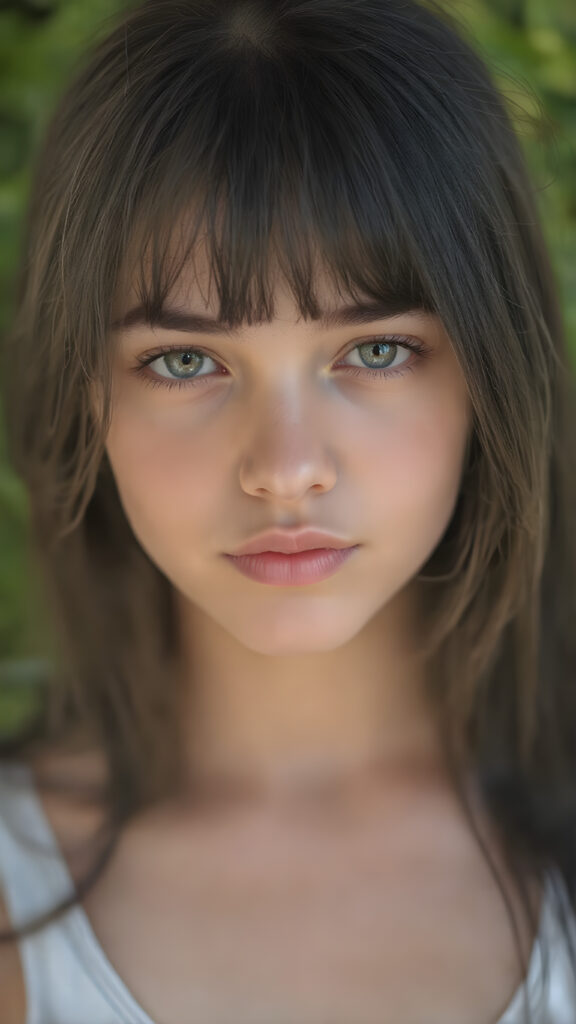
[78,805,539,1024]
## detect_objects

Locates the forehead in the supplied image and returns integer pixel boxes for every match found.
[111,234,434,337]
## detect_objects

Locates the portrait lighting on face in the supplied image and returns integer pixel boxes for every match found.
[0,3,575,1024]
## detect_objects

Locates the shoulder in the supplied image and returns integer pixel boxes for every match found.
[0,742,111,885]
[27,745,111,876]
[0,743,110,1024]
[28,743,110,792]
[0,887,26,1024]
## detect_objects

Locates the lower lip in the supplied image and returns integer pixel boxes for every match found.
[224,546,360,586]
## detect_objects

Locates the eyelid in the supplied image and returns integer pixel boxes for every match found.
[133,332,429,365]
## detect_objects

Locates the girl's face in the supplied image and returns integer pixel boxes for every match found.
[104,254,472,657]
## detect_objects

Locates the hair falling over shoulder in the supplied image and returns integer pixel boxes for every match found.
[0,2,575,1011]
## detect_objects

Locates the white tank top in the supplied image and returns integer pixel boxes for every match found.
[1,758,575,1024]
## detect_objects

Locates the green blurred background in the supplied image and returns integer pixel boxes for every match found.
[0,0,575,734]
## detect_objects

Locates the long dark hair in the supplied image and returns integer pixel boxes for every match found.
[1,1,575,1018]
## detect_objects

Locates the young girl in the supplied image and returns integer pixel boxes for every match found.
[0,0,575,1021]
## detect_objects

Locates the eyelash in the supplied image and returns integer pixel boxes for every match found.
[131,335,429,391]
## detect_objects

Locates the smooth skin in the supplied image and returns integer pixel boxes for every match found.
[105,248,471,794]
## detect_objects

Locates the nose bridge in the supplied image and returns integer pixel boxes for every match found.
[248,367,326,446]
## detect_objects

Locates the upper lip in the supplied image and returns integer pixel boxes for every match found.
[228,528,356,556]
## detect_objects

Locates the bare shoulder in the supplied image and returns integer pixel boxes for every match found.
[22,742,112,885]
[30,741,110,837]
[28,737,110,788]
[27,738,110,809]
[0,888,26,1024]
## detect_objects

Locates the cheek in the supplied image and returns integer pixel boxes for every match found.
[355,391,470,544]
[104,402,225,551]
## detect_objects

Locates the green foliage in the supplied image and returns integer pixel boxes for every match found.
[0,0,575,725]
[451,0,576,344]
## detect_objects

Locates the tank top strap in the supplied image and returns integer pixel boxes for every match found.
[0,758,156,1024]
[0,759,78,927]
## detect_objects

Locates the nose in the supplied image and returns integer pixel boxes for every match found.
[237,394,338,502]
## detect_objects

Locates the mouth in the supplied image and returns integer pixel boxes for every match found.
[229,529,356,557]
[224,545,360,586]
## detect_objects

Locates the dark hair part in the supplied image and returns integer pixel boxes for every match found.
[1,1,576,1017]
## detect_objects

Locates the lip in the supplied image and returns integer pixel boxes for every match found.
[224,546,360,586]
[228,528,356,556]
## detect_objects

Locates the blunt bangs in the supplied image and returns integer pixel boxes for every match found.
[100,0,509,348]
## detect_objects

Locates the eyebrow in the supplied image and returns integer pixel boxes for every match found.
[110,300,433,336]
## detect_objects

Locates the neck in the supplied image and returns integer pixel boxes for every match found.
[174,580,443,808]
